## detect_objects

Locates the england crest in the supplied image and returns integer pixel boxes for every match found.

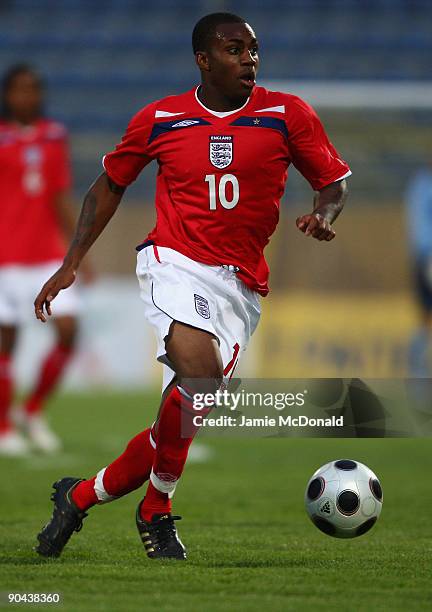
[194,294,210,319]
[209,135,233,169]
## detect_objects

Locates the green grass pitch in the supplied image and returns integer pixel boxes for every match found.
[0,392,431,611]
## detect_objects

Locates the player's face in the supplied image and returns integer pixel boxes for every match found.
[201,22,259,101]
[5,72,43,124]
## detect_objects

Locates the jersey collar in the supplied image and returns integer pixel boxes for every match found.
[194,86,253,118]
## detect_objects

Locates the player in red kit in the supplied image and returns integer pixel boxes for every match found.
[0,65,87,456]
[34,13,350,559]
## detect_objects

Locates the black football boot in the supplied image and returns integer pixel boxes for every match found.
[35,477,87,558]
[136,501,187,560]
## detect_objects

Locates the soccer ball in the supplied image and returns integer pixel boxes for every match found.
[305,459,383,538]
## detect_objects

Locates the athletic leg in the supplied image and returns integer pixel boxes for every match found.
[138,321,222,517]
[0,325,29,456]
[71,377,178,511]
[19,315,76,453]
[72,426,157,510]
[0,325,16,433]
[24,315,77,416]
[74,319,220,518]
[36,382,176,556]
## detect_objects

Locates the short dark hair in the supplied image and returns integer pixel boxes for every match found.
[192,12,246,54]
[1,63,44,119]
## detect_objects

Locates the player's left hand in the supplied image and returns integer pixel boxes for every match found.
[34,265,76,322]
[296,213,336,241]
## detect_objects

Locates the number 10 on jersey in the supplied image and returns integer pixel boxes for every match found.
[205,174,239,210]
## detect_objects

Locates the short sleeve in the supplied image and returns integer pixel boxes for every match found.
[103,103,156,187]
[286,96,351,191]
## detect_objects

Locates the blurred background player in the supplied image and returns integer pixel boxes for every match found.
[0,64,89,456]
[405,160,432,376]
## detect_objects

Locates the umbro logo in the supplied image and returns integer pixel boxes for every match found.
[172,120,200,128]
[156,472,178,482]
[320,501,331,514]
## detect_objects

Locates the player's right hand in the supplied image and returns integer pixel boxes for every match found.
[34,266,77,322]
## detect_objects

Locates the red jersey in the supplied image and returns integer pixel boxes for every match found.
[103,86,351,296]
[0,118,71,265]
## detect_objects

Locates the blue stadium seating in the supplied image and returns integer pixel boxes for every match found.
[0,0,430,196]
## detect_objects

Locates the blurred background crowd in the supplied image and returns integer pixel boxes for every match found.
[1,0,432,397]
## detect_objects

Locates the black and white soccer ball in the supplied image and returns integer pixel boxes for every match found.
[305,459,383,538]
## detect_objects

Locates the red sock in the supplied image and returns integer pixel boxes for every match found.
[71,477,97,511]
[0,354,13,434]
[25,344,73,416]
[72,427,156,511]
[140,481,172,519]
[103,427,156,495]
[141,386,203,521]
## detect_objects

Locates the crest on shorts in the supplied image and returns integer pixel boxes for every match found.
[194,294,210,319]
[209,135,233,169]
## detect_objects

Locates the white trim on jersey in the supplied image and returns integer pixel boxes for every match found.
[194,86,251,118]
[255,105,285,113]
[155,110,185,118]
[334,169,352,182]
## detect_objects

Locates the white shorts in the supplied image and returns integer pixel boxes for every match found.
[0,262,81,325]
[136,245,261,390]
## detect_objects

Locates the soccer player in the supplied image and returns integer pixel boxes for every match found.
[34,13,350,559]
[0,65,85,455]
